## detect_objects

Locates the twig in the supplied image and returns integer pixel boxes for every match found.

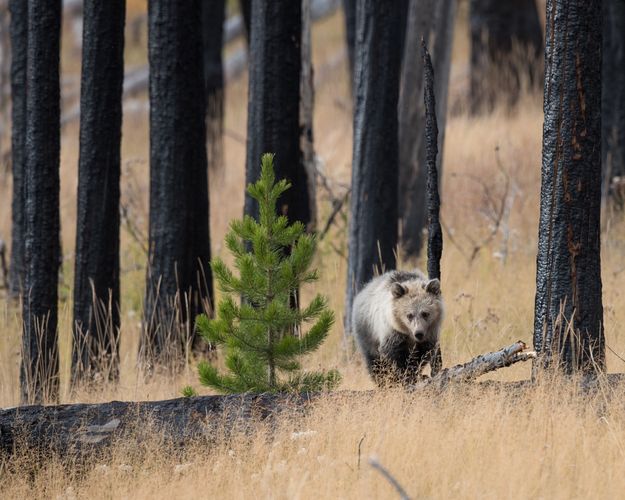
[369,456,411,500]
[422,38,442,282]
[0,238,8,289]
[357,434,366,470]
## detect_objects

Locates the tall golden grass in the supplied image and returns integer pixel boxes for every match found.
[2,6,625,499]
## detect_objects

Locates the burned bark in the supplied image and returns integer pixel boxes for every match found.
[0,341,538,458]
[469,0,543,113]
[602,0,625,200]
[239,0,252,43]
[344,1,404,334]
[398,0,456,259]
[8,0,28,298]
[202,0,225,173]
[244,1,313,230]
[21,0,62,404]
[72,0,126,386]
[422,41,443,284]
[342,0,356,88]
[301,0,317,231]
[142,0,212,371]
[534,0,604,372]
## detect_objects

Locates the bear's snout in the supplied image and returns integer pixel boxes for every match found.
[414,331,425,341]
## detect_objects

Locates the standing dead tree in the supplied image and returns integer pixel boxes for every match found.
[141,0,212,372]
[244,1,314,231]
[21,0,62,404]
[422,40,443,375]
[0,0,10,163]
[72,0,126,386]
[398,0,456,259]
[534,0,604,373]
[8,0,28,298]
[602,0,625,201]
[344,1,404,335]
[202,0,225,174]
[469,0,543,113]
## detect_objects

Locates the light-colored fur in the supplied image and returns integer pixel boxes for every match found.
[352,269,444,384]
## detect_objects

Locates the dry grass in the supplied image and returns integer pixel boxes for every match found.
[3,6,625,499]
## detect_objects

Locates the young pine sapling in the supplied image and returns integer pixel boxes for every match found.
[196,154,340,393]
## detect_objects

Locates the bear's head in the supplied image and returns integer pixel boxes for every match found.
[389,278,443,344]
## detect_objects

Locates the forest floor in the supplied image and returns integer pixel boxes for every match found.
[3,3,625,499]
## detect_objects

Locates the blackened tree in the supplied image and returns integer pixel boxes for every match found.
[141,0,212,371]
[72,0,126,386]
[602,0,625,199]
[202,0,225,173]
[534,0,604,372]
[240,0,251,43]
[21,0,61,404]
[343,0,356,87]
[8,0,27,298]
[344,1,404,334]
[244,1,313,232]
[469,0,543,113]
[398,0,456,258]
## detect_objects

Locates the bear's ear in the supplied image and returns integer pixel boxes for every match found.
[425,279,441,296]
[391,282,407,298]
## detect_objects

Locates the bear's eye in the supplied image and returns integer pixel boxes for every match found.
[421,311,430,320]
[407,313,415,321]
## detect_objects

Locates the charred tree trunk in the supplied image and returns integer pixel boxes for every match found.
[141,0,212,371]
[244,1,313,230]
[342,0,356,88]
[534,0,604,373]
[240,0,252,43]
[469,0,543,113]
[202,0,225,173]
[21,0,62,404]
[602,0,625,200]
[72,0,126,386]
[398,0,456,259]
[8,0,28,298]
[344,1,403,334]
[422,41,442,284]
[301,0,316,231]
[0,1,9,160]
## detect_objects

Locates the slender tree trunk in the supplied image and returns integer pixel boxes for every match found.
[342,0,356,88]
[141,0,212,372]
[344,1,403,335]
[8,0,28,298]
[534,0,604,373]
[240,0,251,43]
[0,1,10,159]
[469,0,543,113]
[202,0,225,174]
[244,1,312,230]
[72,0,126,386]
[602,0,625,199]
[301,0,316,232]
[20,0,62,404]
[398,0,456,259]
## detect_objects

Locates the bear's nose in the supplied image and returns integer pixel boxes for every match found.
[415,331,425,341]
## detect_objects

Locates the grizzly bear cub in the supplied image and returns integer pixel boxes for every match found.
[352,269,444,386]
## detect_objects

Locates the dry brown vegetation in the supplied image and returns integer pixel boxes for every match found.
[2,4,625,499]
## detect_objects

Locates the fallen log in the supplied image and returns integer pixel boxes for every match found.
[3,341,622,460]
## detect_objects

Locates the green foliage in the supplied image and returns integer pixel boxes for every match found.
[196,154,340,394]
[181,385,198,398]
